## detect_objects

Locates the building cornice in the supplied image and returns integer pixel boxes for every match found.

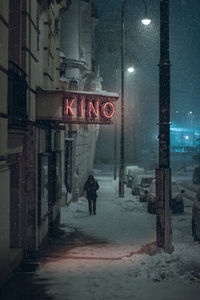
[61,57,88,71]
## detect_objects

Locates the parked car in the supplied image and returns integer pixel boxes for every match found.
[131,174,155,202]
[192,187,200,241]
[125,165,144,188]
[147,180,184,214]
[193,166,200,184]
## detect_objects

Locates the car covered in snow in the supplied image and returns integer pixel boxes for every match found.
[124,165,144,188]
[192,187,200,241]
[147,180,185,214]
[131,174,155,202]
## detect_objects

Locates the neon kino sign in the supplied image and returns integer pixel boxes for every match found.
[61,91,118,124]
[36,90,118,125]
[63,98,115,119]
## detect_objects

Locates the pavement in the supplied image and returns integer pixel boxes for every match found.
[0,173,200,300]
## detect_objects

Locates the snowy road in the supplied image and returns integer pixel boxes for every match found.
[59,176,156,258]
[35,175,200,300]
[1,175,200,300]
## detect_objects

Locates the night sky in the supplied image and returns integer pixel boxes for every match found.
[94,0,200,163]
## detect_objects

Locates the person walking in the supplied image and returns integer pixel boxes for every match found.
[84,175,99,215]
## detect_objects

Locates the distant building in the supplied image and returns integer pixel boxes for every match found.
[170,127,200,153]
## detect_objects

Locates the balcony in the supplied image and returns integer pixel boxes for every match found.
[8,61,27,128]
[60,57,88,78]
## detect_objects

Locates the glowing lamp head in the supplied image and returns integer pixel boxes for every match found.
[141,18,151,25]
[127,67,135,73]
[185,136,189,140]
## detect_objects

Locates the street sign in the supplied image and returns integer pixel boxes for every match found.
[36,90,119,125]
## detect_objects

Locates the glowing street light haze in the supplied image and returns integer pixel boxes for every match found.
[141,17,151,25]
[127,67,135,73]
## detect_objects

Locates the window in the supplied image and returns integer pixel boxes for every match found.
[38,154,49,225]
[8,61,27,127]
[69,79,78,91]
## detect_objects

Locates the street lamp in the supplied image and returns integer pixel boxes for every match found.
[119,0,151,197]
[114,65,134,181]
[141,0,151,25]
[127,66,135,73]
[142,18,151,26]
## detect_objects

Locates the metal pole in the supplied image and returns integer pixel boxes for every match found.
[142,0,147,17]
[156,0,172,253]
[119,0,127,197]
[118,0,149,196]
[114,67,118,181]
[114,112,117,180]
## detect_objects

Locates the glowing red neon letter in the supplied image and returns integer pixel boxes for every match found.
[87,101,98,118]
[63,98,75,116]
[101,102,115,119]
[77,99,84,117]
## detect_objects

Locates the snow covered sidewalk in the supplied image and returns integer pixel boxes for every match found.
[59,176,156,258]
[36,175,200,300]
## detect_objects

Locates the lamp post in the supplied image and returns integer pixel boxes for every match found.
[156,0,172,253]
[114,66,118,181]
[119,0,151,197]
[114,65,134,181]
[127,67,135,73]
[142,0,151,25]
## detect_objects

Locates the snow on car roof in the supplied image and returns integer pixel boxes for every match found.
[125,166,144,176]
[151,179,178,185]
[136,174,155,183]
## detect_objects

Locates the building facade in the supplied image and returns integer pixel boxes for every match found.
[0,0,104,285]
[59,0,101,201]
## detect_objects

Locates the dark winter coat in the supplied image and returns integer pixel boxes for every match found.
[84,179,99,201]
